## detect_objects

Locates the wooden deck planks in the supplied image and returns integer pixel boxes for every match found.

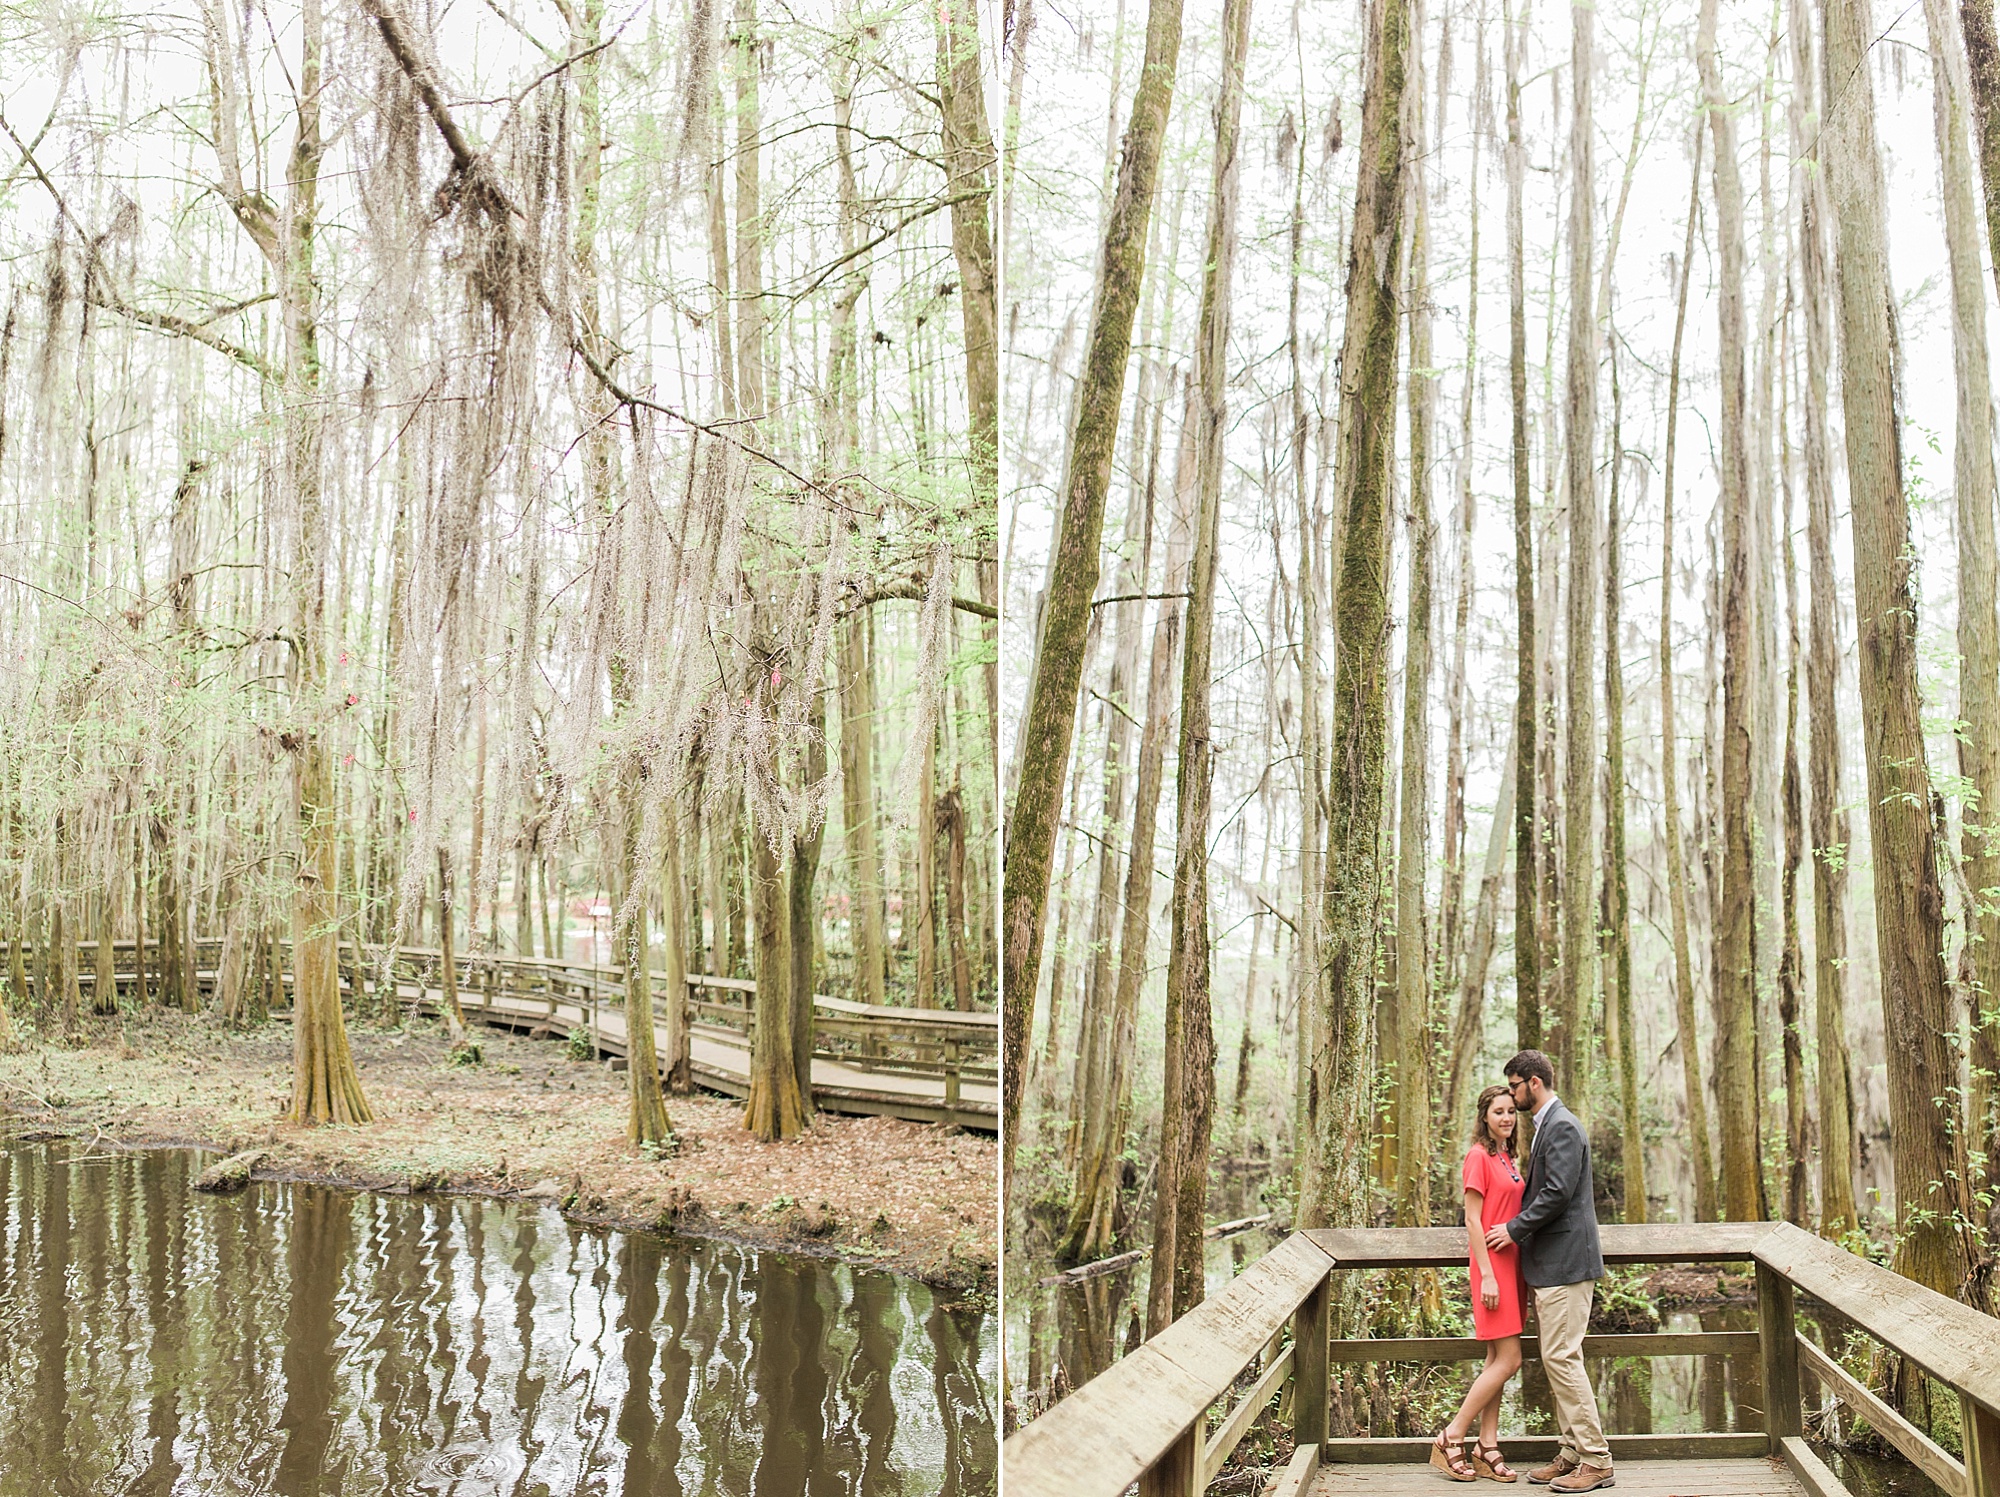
[1307,1457,1808,1495]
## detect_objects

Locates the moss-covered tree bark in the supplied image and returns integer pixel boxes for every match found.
[1301,0,1409,1233]
[1503,0,1540,1057]
[999,0,1184,1195]
[1787,0,1859,1238]
[1924,0,2000,1201]
[1821,0,1982,1300]
[1699,0,1761,1222]
[1149,0,1248,1328]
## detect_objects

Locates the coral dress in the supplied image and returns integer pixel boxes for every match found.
[1463,1145,1527,1339]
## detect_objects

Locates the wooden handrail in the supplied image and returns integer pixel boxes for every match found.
[63,936,997,1049]
[1006,1220,2000,1497]
[1004,1233,1334,1497]
[1753,1221,2000,1416]
[1300,1221,1767,1267]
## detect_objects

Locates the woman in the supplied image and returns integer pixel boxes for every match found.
[1431,1083,1525,1483]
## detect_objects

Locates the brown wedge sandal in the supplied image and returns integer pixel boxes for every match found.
[1431,1429,1477,1482]
[1474,1445,1518,1483]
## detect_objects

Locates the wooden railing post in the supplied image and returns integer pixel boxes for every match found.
[944,1038,961,1124]
[1136,1424,1200,1497]
[1965,1391,2000,1497]
[1756,1260,1801,1450]
[1293,1266,1330,1450]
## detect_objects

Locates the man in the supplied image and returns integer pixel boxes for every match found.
[1483,1049,1613,1491]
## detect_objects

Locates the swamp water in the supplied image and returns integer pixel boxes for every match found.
[0,1141,995,1495]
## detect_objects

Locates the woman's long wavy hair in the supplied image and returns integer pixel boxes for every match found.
[1471,1083,1520,1159]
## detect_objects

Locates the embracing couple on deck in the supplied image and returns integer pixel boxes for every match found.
[1431,1049,1615,1492]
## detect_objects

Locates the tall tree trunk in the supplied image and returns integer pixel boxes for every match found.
[790,692,827,1103]
[1444,724,1516,1131]
[1441,17,1483,996]
[660,807,691,1091]
[744,798,808,1142]
[93,895,117,1016]
[1660,135,1720,1224]
[283,0,367,1125]
[1504,0,1540,1057]
[1925,0,2000,1203]
[621,779,674,1147]
[1699,0,1762,1221]
[1059,406,1191,1266]
[1068,233,1171,1175]
[917,723,938,1008]
[437,846,467,1038]
[1603,342,1645,1222]
[732,0,766,422]
[1557,0,1598,1119]
[1301,0,1410,1234]
[1150,0,1248,1329]
[937,0,1001,742]
[839,618,885,1006]
[1000,0,1184,1196]
[1287,95,1326,1202]
[1395,21,1436,1227]
[1788,0,1857,1240]
[1779,350,1811,1227]
[943,786,973,1011]
[1821,0,1981,1300]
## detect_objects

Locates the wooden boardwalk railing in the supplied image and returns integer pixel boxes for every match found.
[1005,1222,2000,1497]
[51,937,998,1131]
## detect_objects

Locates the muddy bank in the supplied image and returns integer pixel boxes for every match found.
[0,1009,996,1297]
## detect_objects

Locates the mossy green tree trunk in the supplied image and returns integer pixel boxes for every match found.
[1924,0,2000,1209]
[1821,0,1982,1302]
[1603,347,1644,1221]
[1148,0,1248,1331]
[1786,0,1858,1238]
[620,772,676,1144]
[1393,21,1435,1228]
[745,795,808,1142]
[1059,443,1187,1265]
[1503,0,1540,1057]
[1556,0,1598,1121]
[999,0,1184,1196]
[1301,0,1409,1234]
[1961,0,2000,1204]
[1699,0,1761,1222]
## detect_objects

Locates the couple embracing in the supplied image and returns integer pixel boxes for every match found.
[1431,1050,1614,1492]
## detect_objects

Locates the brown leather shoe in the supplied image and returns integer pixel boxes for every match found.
[1525,1453,1579,1485]
[1548,1463,1615,1492]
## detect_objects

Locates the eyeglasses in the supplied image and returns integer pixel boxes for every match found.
[1507,1079,1528,1092]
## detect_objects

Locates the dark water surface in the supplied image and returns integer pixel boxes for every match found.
[0,1142,995,1496]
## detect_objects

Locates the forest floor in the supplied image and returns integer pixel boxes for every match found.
[0,1008,996,1298]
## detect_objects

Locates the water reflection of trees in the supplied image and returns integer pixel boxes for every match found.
[0,1145,994,1495]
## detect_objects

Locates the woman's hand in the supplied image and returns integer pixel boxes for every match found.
[1479,1275,1499,1310]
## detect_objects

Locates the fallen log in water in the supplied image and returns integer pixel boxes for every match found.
[1036,1213,1274,1286]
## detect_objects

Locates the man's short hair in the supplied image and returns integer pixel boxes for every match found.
[1504,1049,1556,1091]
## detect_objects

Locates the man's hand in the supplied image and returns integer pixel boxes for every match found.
[1484,1223,1512,1253]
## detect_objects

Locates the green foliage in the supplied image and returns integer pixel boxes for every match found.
[1587,1264,1660,1333]
[566,1028,593,1062]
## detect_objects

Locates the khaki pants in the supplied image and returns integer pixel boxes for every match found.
[1533,1280,1611,1465]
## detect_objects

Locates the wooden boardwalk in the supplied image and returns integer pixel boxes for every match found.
[1006,1223,2000,1497]
[70,937,997,1131]
[449,971,998,1128]
[1308,1456,1807,1495]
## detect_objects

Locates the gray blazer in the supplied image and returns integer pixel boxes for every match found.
[1504,1096,1604,1287]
